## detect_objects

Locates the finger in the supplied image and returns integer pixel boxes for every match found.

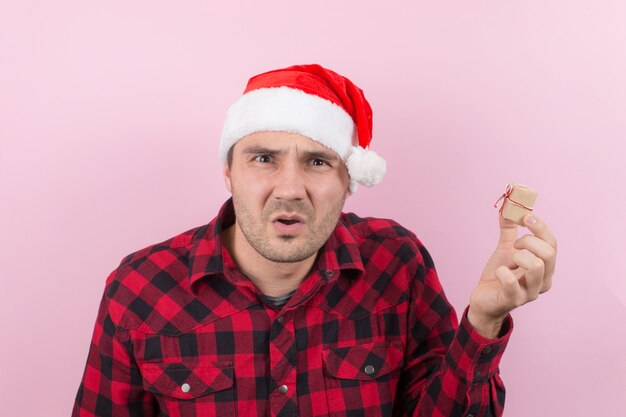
[497,211,519,248]
[522,213,558,250]
[513,234,557,277]
[513,234,556,261]
[512,251,545,298]
[495,265,523,306]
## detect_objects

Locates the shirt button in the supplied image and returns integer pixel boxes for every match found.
[181,383,191,393]
[474,370,482,378]
[278,384,289,394]
[276,316,284,324]
[325,270,334,277]
[467,414,474,417]
[482,347,492,355]
[364,365,375,375]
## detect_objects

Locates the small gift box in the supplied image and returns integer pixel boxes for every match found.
[493,183,538,226]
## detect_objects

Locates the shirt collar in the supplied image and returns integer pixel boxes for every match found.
[188,198,365,291]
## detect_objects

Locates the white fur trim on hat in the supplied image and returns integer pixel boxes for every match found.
[219,86,357,162]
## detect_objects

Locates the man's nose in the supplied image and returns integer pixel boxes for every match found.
[272,160,307,201]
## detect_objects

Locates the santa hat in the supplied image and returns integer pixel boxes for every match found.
[219,64,386,193]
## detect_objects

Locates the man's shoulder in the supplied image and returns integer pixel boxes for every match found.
[340,211,418,242]
[339,211,435,268]
[106,224,209,296]
[102,223,212,323]
[115,223,207,270]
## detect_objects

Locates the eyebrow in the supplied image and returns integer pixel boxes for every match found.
[241,146,340,162]
[302,150,340,162]
[242,146,281,156]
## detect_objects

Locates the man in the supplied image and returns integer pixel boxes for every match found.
[73,64,557,417]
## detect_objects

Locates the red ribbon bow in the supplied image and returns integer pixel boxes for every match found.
[493,184,534,214]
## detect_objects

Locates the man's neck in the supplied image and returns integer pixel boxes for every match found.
[222,223,317,297]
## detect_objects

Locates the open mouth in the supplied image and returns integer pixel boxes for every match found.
[276,219,301,225]
[272,214,305,235]
[272,213,305,224]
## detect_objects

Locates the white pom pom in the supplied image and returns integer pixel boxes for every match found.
[349,180,359,194]
[346,146,387,189]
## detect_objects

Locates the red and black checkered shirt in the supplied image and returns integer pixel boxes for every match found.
[73,198,512,417]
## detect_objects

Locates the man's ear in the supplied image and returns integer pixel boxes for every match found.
[223,162,232,193]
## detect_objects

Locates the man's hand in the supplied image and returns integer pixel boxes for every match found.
[468,213,558,338]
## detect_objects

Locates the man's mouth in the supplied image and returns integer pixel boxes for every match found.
[272,214,305,224]
[276,219,300,225]
[271,214,305,234]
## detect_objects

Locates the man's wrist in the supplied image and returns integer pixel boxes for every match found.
[467,308,507,339]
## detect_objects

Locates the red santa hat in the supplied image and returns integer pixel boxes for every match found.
[219,64,386,193]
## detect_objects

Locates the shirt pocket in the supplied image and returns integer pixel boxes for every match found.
[322,341,404,417]
[139,360,235,416]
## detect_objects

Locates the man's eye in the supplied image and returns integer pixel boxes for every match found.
[254,155,272,163]
[310,159,329,167]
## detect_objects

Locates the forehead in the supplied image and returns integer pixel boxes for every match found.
[234,131,340,157]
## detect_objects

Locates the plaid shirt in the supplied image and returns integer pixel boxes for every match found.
[73,198,512,417]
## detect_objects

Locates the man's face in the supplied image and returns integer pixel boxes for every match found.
[224,131,350,263]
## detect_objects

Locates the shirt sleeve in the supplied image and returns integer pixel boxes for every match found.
[72,272,157,417]
[397,246,513,417]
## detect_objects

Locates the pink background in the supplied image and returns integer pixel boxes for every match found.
[1,1,625,416]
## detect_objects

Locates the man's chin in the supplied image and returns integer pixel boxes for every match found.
[261,251,313,264]
[259,240,319,264]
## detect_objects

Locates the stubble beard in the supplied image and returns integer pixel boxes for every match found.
[232,193,347,263]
